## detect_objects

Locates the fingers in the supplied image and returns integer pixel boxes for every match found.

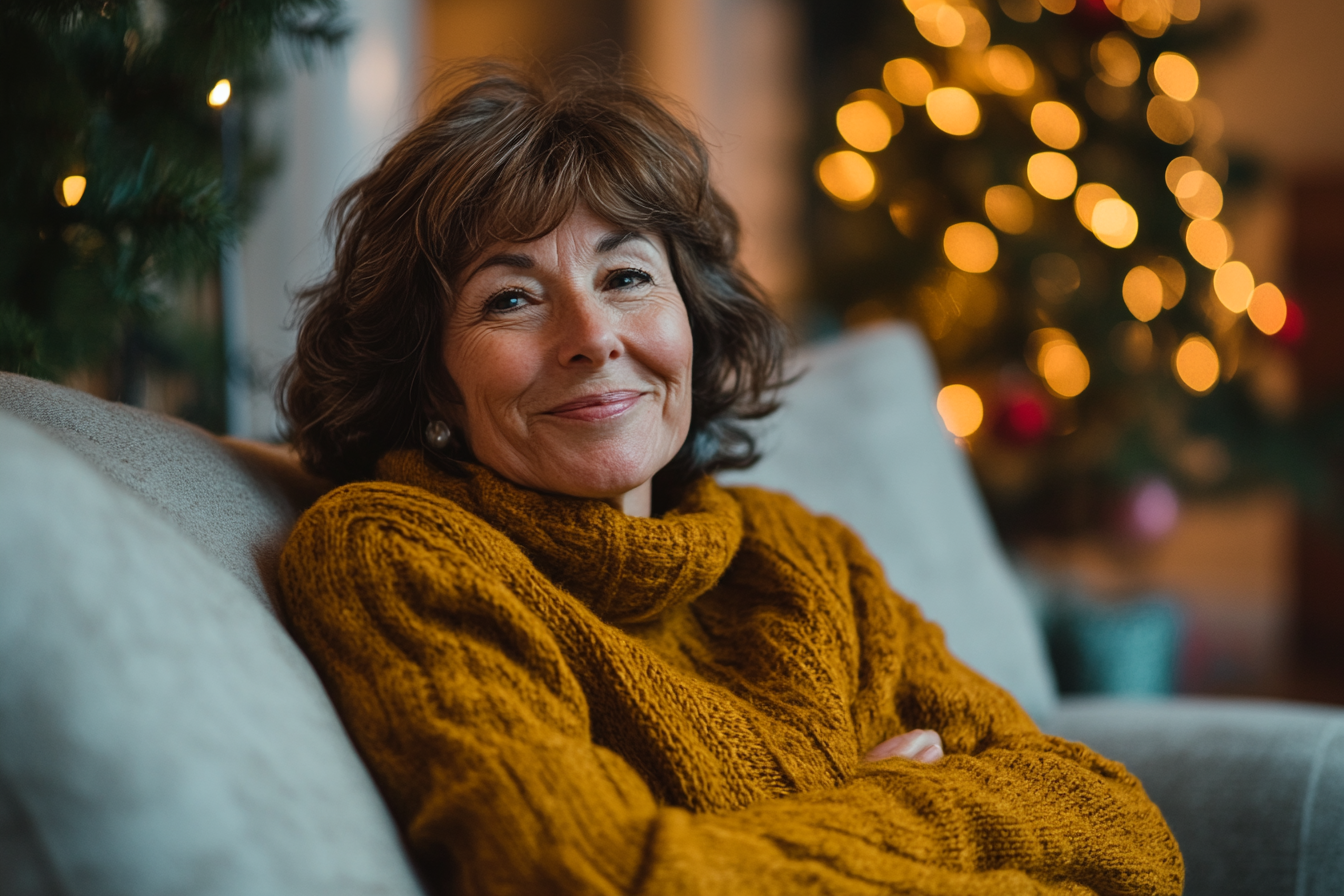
[863,728,945,764]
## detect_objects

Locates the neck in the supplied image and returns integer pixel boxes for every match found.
[602,479,652,517]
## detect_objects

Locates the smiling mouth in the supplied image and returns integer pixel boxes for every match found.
[544,390,645,421]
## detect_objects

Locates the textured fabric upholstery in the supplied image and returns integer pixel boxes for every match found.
[719,323,1058,719]
[0,411,425,896]
[1047,697,1344,896]
[0,372,328,613]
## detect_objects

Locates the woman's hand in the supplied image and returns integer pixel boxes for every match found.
[862,729,944,764]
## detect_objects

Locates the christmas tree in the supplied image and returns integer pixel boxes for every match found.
[0,0,346,430]
[804,0,1334,535]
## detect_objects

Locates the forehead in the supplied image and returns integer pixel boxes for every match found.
[461,208,666,283]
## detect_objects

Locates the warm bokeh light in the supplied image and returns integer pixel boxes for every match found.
[1027,152,1077,200]
[1150,255,1187,308]
[985,184,1034,234]
[1213,260,1255,312]
[1107,0,1172,37]
[1185,219,1233,269]
[1247,282,1288,335]
[208,78,232,107]
[943,222,999,273]
[1174,170,1223,219]
[1122,265,1164,321]
[58,175,86,208]
[1074,182,1119,232]
[1153,52,1199,102]
[1113,321,1154,373]
[837,100,893,152]
[1091,197,1138,248]
[1041,0,1076,12]
[817,151,877,206]
[1027,327,1075,373]
[1031,253,1081,302]
[914,2,966,47]
[984,45,1036,95]
[1174,335,1219,393]
[1171,0,1200,21]
[957,6,991,52]
[1164,155,1202,193]
[925,87,980,135]
[1041,342,1091,398]
[884,58,936,105]
[937,384,985,437]
[1092,33,1141,87]
[1147,95,1196,144]
[1031,101,1082,150]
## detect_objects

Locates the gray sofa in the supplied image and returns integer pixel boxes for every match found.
[1,323,1340,896]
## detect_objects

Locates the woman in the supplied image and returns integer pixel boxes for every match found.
[278,63,1182,896]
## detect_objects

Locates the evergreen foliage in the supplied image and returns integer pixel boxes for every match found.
[0,0,346,427]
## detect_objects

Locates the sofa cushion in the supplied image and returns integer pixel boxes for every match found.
[0,372,328,613]
[0,411,425,896]
[719,324,1058,719]
[1048,697,1344,896]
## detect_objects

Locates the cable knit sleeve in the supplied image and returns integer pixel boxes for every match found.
[279,482,1182,896]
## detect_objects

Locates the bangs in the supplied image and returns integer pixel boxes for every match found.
[413,87,710,287]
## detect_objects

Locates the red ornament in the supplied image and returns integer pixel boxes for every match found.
[995,389,1052,444]
[1275,298,1306,345]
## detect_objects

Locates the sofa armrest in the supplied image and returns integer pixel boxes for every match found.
[1044,696,1344,896]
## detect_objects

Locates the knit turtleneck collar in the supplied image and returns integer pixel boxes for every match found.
[374,450,744,625]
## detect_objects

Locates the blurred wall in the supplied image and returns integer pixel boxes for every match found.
[234,0,420,439]
[1198,0,1344,286]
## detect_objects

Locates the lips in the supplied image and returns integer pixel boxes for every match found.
[544,390,644,422]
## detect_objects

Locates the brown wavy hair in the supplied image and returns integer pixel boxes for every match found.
[278,60,789,487]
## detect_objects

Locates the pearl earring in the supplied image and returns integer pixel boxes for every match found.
[425,419,452,450]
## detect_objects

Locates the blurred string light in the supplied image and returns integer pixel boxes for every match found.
[1213,260,1254,312]
[1031,101,1082,150]
[1164,155,1202,191]
[1184,219,1232,268]
[1152,52,1199,101]
[57,175,86,207]
[984,184,1034,234]
[208,78,232,107]
[1026,152,1077,199]
[926,86,980,135]
[1150,255,1187,307]
[944,221,998,272]
[1026,328,1091,398]
[837,98,895,152]
[818,0,1290,405]
[983,45,1035,94]
[1174,334,1219,393]
[883,58,936,105]
[1092,198,1139,248]
[1174,170,1222,219]
[816,150,877,206]
[1074,182,1118,231]
[1123,265,1164,321]
[937,383,984,437]
[1092,33,1141,86]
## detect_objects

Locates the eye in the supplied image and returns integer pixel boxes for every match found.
[485,289,528,314]
[606,268,652,290]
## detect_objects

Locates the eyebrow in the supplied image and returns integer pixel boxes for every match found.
[464,231,654,283]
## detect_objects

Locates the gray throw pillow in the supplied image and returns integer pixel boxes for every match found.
[0,411,424,896]
[719,324,1058,719]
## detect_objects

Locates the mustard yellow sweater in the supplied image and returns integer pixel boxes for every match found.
[279,450,1183,896]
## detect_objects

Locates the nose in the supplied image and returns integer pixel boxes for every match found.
[553,286,621,368]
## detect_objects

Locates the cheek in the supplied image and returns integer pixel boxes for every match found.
[443,328,534,425]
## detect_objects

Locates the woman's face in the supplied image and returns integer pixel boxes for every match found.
[443,205,694,516]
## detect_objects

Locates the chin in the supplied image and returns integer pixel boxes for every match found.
[536,442,671,501]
